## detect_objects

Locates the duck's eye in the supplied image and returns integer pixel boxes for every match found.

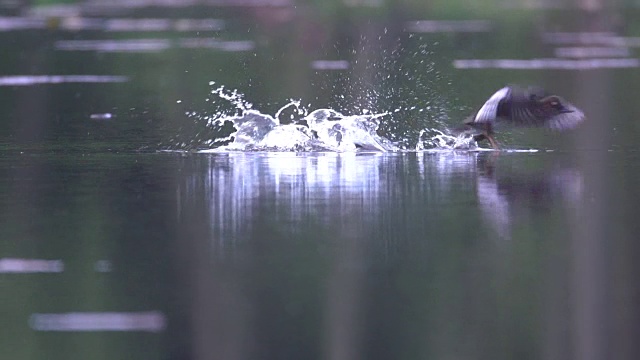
[544,99,563,109]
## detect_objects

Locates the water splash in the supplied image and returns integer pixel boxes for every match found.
[415,128,480,151]
[304,109,396,151]
[413,129,540,152]
[206,81,254,119]
[172,82,482,153]
[202,107,399,152]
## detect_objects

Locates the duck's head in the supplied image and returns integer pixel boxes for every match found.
[539,95,574,114]
[533,94,585,131]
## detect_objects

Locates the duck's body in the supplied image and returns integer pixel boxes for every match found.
[463,85,585,149]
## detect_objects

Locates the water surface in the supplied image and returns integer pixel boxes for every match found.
[2,2,640,360]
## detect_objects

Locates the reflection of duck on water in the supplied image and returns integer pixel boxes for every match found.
[459,85,586,149]
[475,153,584,239]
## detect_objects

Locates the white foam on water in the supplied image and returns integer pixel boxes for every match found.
[184,84,400,152]
[210,106,398,152]
[172,83,542,154]
[415,128,479,151]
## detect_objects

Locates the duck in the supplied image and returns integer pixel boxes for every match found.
[461,85,585,149]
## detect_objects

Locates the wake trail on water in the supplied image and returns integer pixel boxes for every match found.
[168,83,536,153]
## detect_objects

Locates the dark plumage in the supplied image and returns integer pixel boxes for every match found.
[462,85,585,149]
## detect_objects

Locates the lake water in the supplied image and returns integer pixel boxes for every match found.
[2,2,640,360]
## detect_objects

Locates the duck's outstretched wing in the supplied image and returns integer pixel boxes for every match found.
[464,85,585,131]
[502,86,586,129]
[472,86,512,124]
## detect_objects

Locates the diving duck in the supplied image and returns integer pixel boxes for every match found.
[462,85,585,149]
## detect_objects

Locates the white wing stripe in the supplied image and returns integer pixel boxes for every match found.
[474,86,511,123]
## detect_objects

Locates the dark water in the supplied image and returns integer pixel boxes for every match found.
[2,2,640,360]
[5,150,640,359]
